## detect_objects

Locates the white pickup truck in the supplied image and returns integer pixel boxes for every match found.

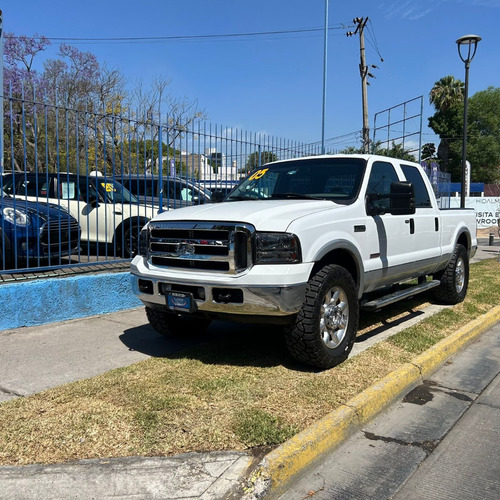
[131,155,477,369]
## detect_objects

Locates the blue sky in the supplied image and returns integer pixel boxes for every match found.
[2,0,498,151]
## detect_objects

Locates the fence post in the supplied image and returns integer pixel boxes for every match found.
[0,10,3,174]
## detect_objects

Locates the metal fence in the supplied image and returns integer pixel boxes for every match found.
[1,86,322,273]
[372,96,423,161]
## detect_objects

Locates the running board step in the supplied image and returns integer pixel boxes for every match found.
[360,280,441,311]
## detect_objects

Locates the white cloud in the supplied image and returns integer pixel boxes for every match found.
[382,0,500,20]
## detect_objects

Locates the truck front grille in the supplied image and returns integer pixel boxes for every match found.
[147,221,254,274]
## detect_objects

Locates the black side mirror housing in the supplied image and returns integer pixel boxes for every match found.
[88,195,99,208]
[390,181,415,215]
[210,190,226,203]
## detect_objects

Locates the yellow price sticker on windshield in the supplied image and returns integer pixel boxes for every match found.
[101,182,116,192]
[249,168,268,181]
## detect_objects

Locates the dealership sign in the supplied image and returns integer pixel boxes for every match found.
[449,197,500,228]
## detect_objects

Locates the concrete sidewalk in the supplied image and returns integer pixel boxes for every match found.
[0,245,498,499]
[277,317,500,500]
[0,308,256,499]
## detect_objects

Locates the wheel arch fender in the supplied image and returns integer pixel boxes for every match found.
[310,239,364,299]
[113,215,150,246]
[455,227,472,255]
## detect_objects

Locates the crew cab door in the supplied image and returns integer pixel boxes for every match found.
[399,163,441,274]
[362,160,417,289]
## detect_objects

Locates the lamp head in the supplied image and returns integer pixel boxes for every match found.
[456,34,481,63]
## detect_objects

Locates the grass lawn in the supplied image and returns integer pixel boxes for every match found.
[0,258,499,466]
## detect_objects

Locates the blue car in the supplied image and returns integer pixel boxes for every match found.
[0,195,81,269]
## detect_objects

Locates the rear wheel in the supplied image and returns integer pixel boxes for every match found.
[145,306,212,338]
[433,244,469,305]
[284,264,359,369]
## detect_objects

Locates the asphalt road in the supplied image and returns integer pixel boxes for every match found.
[277,321,500,500]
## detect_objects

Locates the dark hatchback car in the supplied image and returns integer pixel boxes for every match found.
[120,176,212,209]
[0,195,80,269]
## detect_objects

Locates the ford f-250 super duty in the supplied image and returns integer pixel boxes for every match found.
[130,155,477,369]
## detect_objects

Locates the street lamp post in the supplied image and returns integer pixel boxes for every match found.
[456,34,481,209]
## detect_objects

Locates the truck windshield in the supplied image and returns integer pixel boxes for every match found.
[226,157,366,203]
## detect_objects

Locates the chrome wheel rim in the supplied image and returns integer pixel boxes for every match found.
[320,286,349,349]
[455,257,465,293]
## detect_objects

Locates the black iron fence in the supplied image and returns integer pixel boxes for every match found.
[1,87,321,272]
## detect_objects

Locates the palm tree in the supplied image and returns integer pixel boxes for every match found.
[429,76,465,170]
[429,75,464,112]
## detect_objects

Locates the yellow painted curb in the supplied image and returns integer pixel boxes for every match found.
[261,404,358,489]
[413,304,500,378]
[248,304,500,499]
[345,362,421,425]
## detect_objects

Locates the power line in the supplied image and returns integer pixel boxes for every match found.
[5,24,355,45]
[366,19,384,62]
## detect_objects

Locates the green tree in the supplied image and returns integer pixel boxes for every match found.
[429,86,500,183]
[245,151,278,172]
[339,146,363,154]
[429,76,464,113]
[422,143,436,160]
[373,142,416,161]
[428,76,465,171]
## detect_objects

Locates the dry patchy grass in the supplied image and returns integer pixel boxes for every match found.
[1,258,499,466]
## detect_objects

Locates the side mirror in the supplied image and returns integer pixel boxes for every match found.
[210,190,225,203]
[390,182,415,215]
[88,195,99,208]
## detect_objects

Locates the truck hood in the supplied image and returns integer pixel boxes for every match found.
[151,199,340,231]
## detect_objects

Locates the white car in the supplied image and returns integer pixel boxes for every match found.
[3,172,158,257]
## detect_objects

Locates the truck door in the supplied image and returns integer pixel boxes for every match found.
[363,160,415,288]
[400,164,441,274]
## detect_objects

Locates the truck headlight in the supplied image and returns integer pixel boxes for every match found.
[138,225,150,256]
[255,232,301,264]
[3,207,31,227]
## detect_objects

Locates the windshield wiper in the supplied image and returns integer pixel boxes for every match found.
[271,193,324,200]
[227,195,251,201]
[227,194,268,201]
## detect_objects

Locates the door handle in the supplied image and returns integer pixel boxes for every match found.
[405,218,415,234]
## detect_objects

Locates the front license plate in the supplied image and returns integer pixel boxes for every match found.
[166,291,196,313]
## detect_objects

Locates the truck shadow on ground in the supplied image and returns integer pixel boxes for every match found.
[120,294,434,372]
[120,319,295,369]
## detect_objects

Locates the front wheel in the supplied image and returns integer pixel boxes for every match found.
[119,221,142,258]
[284,264,359,369]
[146,306,212,338]
[433,244,469,305]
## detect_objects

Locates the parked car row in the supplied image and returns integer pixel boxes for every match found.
[1,171,240,270]
[2,172,157,259]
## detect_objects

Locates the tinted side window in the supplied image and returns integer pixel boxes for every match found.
[122,178,156,198]
[2,176,16,196]
[367,161,399,212]
[401,165,432,208]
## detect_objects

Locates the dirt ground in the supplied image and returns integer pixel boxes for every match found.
[477,226,499,237]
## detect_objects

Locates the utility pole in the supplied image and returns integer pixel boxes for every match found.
[347,17,370,153]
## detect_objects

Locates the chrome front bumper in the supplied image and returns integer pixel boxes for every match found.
[130,273,307,317]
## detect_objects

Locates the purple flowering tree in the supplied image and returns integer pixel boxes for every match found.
[3,32,206,175]
[3,32,51,170]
